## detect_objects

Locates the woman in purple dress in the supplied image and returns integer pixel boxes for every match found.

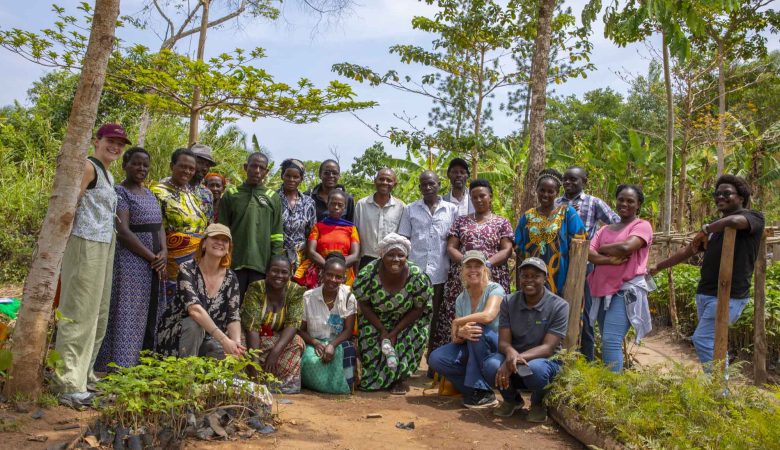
[432,179,514,353]
[95,147,167,371]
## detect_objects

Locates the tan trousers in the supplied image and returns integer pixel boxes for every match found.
[52,234,116,394]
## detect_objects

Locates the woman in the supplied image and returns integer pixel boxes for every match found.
[95,147,167,372]
[299,253,357,394]
[278,159,317,276]
[156,223,245,359]
[307,159,355,222]
[241,255,306,393]
[354,233,432,394]
[294,190,360,289]
[151,148,209,302]
[515,168,586,295]
[588,184,653,372]
[434,179,513,353]
[204,172,227,223]
[429,250,505,408]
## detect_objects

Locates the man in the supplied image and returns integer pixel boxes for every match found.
[218,152,283,297]
[556,166,619,361]
[485,257,569,423]
[442,158,474,216]
[651,175,764,366]
[189,143,218,223]
[354,168,406,269]
[398,171,458,364]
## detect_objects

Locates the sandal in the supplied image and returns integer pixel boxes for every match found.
[390,380,409,395]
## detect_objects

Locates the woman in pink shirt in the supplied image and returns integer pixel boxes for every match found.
[587,185,653,372]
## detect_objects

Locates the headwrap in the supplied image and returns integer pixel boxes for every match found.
[205,172,227,186]
[280,158,306,177]
[378,233,411,258]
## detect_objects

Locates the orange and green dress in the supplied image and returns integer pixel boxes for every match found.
[294,217,360,289]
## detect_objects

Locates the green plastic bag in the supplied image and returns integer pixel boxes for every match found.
[0,298,21,320]
[301,341,350,394]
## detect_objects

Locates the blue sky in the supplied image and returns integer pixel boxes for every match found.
[0,1,707,167]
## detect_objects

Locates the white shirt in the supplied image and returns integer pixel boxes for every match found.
[443,189,473,216]
[398,197,459,285]
[302,285,357,340]
[354,194,406,258]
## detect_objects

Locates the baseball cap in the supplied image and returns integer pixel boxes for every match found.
[462,250,487,265]
[190,143,216,165]
[447,157,470,175]
[96,124,131,145]
[204,223,232,241]
[518,257,548,275]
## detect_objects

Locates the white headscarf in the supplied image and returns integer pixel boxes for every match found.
[378,233,411,258]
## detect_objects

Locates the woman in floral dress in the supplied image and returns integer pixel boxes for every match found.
[433,179,514,354]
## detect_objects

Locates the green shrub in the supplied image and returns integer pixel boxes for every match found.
[548,354,780,449]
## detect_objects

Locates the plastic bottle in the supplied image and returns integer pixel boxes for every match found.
[381,338,398,369]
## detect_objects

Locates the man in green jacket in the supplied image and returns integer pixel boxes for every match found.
[218,152,283,298]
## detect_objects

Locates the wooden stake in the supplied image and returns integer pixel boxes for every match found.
[666,241,679,332]
[753,231,767,385]
[562,239,589,350]
[773,221,780,262]
[713,227,737,363]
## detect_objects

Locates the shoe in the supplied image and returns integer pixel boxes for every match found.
[526,404,547,423]
[463,390,499,409]
[493,399,524,417]
[59,391,94,409]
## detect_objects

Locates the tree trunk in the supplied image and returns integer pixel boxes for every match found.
[716,37,726,176]
[471,48,486,180]
[519,0,556,214]
[4,0,120,396]
[521,81,532,139]
[137,106,152,146]
[188,0,210,145]
[661,34,674,235]
[675,138,689,230]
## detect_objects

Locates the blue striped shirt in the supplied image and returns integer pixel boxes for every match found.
[555,192,619,239]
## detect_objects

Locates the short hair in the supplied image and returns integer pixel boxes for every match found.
[447,157,470,176]
[319,159,340,175]
[469,178,493,195]
[716,174,751,207]
[171,148,196,165]
[247,152,268,164]
[537,168,563,189]
[122,146,149,166]
[616,184,645,205]
[328,188,347,203]
[565,165,588,179]
[269,254,291,269]
[324,252,347,271]
[375,167,395,179]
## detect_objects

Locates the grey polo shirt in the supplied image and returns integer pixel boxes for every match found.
[498,289,569,354]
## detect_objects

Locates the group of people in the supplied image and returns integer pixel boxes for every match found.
[51,123,765,423]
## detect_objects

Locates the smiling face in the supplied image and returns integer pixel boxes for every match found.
[320,161,340,189]
[94,136,127,164]
[470,186,492,214]
[327,191,347,218]
[448,165,469,190]
[519,266,546,298]
[713,183,743,214]
[244,155,269,186]
[463,259,486,287]
[266,259,291,290]
[282,167,303,193]
[381,247,407,275]
[562,168,586,198]
[322,262,346,291]
[419,172,440,202]
[171,154,197,187]
[194,157,213,183]
[616,187,640,220]
[536,178,560,209]
[204,234,231,260]
[123,152,150,185]
[205,176,225,199]
[374,169,397,196]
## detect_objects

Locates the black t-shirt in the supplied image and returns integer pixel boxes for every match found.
[306,184,355,222]
[697,210,764,298]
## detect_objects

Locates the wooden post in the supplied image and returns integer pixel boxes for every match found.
[666,241,679,332]
[713,227,737,363]
[772,221,780,262]
[753,231,767,385]
[562,239,589,350]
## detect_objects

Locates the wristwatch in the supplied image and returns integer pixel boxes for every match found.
[701,223,710,234]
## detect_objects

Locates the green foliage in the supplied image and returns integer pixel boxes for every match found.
[97,352,277,436]
[548,354,780,449]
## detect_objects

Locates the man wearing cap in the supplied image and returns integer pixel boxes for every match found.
[485,257,569,423]
[354,168,406,270]
[398,170,458,368]
[442,158,474,216]
[218,152,283,298]
[189,143,217,223]
[54,124,130,407]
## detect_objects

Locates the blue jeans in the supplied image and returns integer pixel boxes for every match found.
[483,353,561,405]
[580,276,596,361]
[428,327,498,396]
[693,294,749,364]
[596,292,631,372]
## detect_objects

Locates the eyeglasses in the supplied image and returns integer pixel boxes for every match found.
[321,170,339,177]
[712,191,736,199]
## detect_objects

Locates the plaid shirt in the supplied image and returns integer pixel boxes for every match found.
[555,192,619,239]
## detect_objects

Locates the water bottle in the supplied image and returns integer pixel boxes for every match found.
[381,338,398,369]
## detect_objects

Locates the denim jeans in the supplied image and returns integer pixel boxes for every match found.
[482,353,561,405]
[693,294,749,364]
[596,292,631,372]
[428,327,498,396]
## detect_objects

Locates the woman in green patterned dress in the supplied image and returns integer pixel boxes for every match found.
[353,233,432,394]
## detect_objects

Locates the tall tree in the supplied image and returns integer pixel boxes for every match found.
[3,0,120,396]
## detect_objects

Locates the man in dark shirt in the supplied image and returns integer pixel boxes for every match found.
[651,174,764,365]
[484,257,569,423]
[306,159,355,222]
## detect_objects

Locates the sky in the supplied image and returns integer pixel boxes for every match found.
[0,0,711,168]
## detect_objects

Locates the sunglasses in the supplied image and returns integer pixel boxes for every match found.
[712,191,736,199]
